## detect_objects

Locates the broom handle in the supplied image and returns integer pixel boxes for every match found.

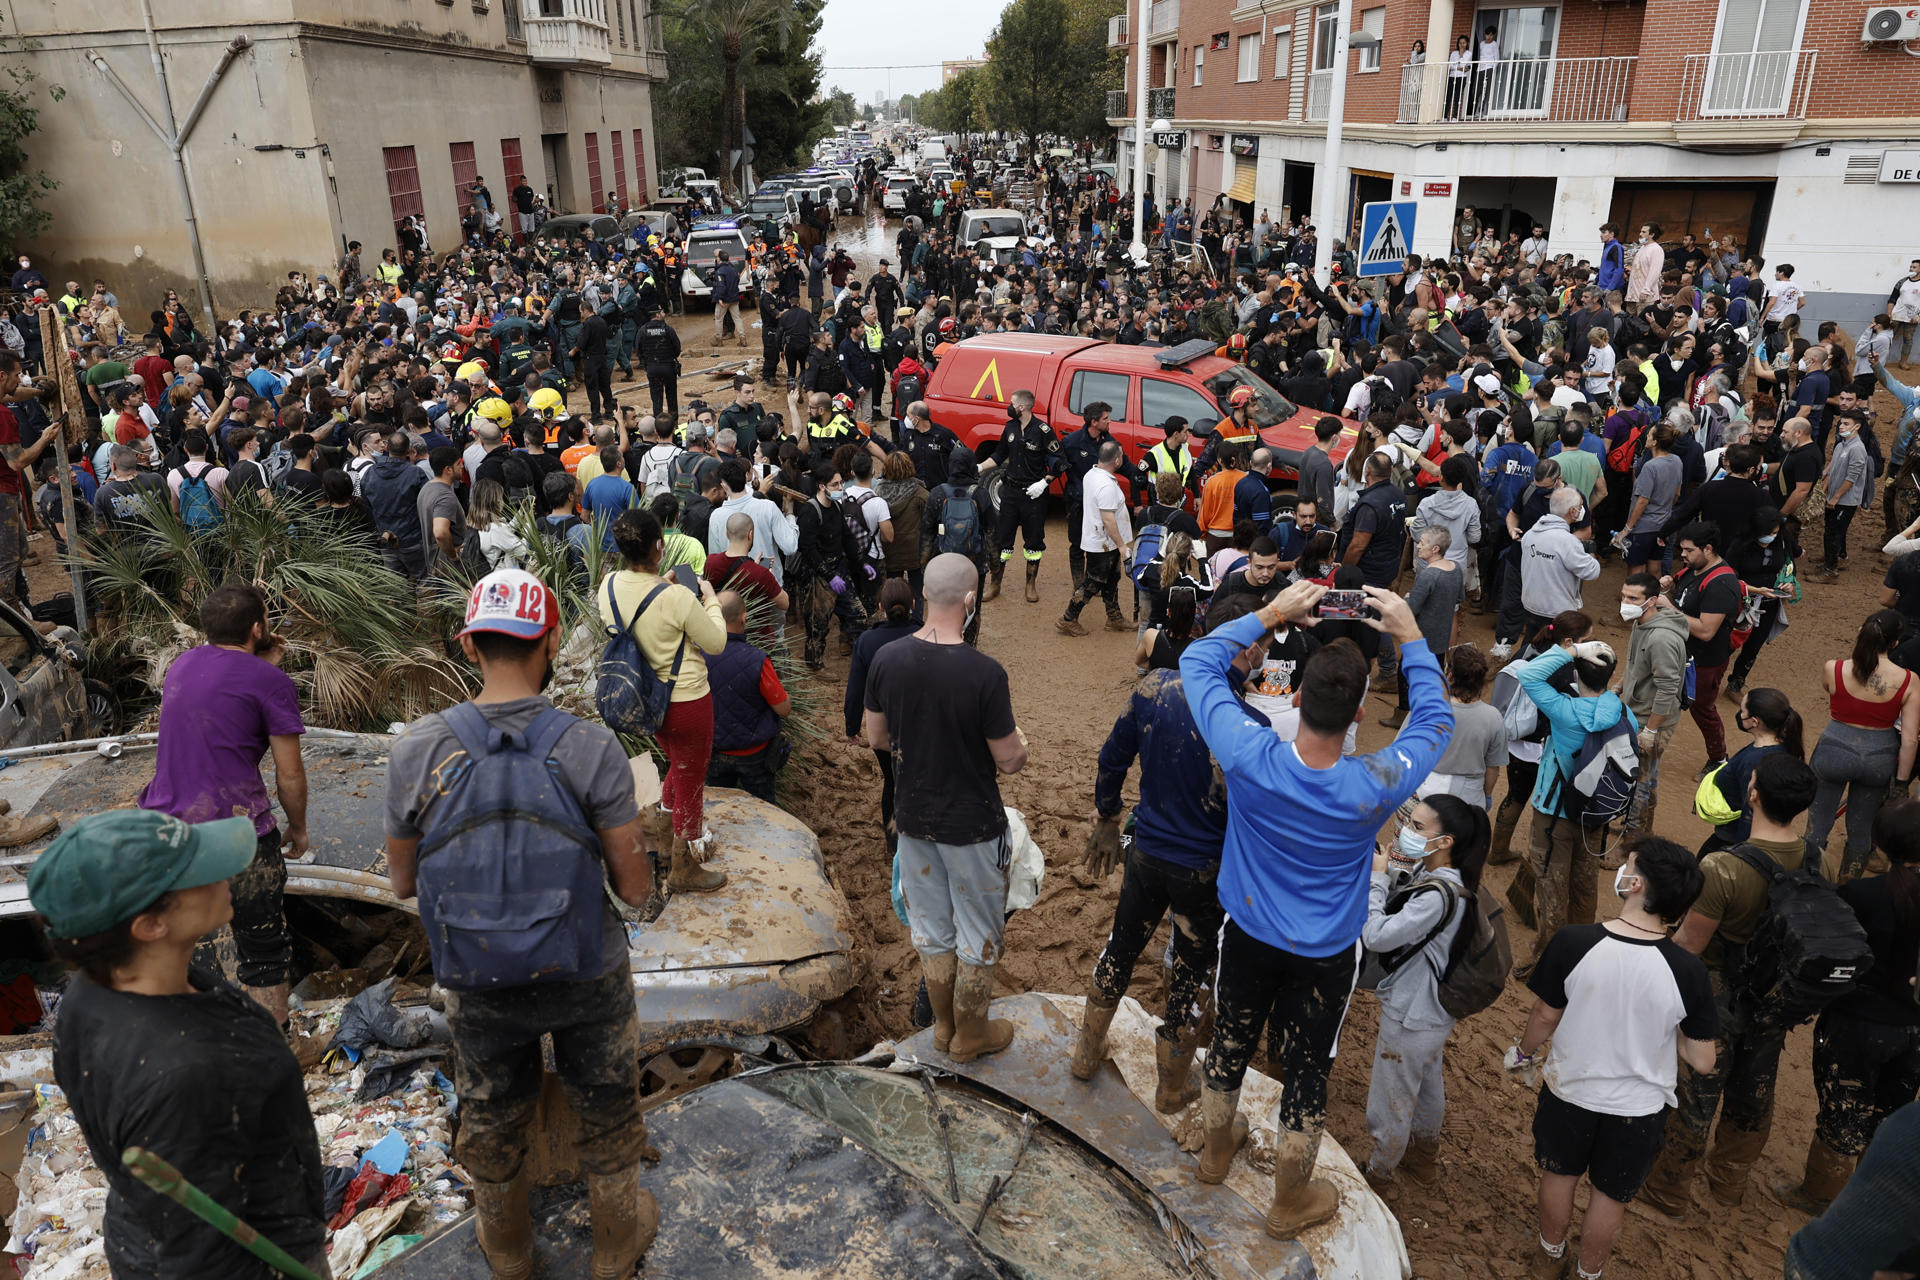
[121,1147,329,1280]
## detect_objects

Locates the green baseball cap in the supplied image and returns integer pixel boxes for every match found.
[28,811,257,939]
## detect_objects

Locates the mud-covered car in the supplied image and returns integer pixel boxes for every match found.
[0,599,118,751]
[0,730,858,1076]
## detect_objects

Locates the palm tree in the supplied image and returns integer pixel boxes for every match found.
[659,0,799,199]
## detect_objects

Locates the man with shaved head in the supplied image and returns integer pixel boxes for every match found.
[865,553,1029,1064]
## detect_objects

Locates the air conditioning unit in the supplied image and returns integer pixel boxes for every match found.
[1861,5,1920,40]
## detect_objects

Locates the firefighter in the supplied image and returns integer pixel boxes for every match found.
[977,388,1066,604]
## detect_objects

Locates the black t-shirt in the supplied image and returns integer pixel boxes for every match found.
[282,467,325,501]
[53,973,326,1277]
[228,458,270,502]
[864,636,1017,844]
[1833,875,1920,1025]
[1674,562,1744,667]
[1886,552,1920,636]
[1772,443,1821,510]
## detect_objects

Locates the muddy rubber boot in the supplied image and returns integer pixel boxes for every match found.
[664,836,726,894]
[1773,1132,1855,1215]
[243,982,291,1027]
[0,808,57,849]
[473,1171,534,1280]
[1704,1120,1770,1207]
[1023,561,1041,603]
[1071,997,1119,1080]
[1153,1035,1202,1113]
[1488,801,1522,866]
[984,561,1005,601]
[1526,1239,1572,1280]
[637,802,674,854]
[921,951,957,1053]
[947,960,1015,1063]
[587,1166,659,1280]
[1400,1134,1442,1187]
[1265,1125,1341,1240]
[1195,1087,1250,1184]
[1637,1124,1705,1218]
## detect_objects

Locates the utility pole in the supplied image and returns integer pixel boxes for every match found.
[1312,0,1355,287]
[1127,0,1151,261]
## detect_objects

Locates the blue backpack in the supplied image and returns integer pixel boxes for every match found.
[177,462,222,532]
[596,581,683,737]
[1128,523,1166,586]
[936,485,984,559]
[413,703,607,990]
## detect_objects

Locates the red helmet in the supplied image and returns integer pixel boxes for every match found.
[832,393,855,415]
[938,317,958,334]
[1228,386,1255,408]
[1227,332,1249,351]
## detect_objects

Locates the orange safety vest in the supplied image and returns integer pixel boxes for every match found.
[1213,414,1258,445]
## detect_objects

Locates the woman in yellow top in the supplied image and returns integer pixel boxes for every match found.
[599,508,730,892]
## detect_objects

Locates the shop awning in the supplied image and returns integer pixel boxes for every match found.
[1226,163,1256,204]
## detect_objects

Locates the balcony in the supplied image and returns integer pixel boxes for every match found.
[1395,56,1636,125]
[1678,48,1817,142]
[524,0,611,67]
[1107,88,1129,119]
[1147,0,1179,43]
[1109,14,1128,47]
[1146,86,1175,119]
[1306,69,1330,121]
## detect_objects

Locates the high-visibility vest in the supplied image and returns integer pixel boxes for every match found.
[1147,440,1193,483]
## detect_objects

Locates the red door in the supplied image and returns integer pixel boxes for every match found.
[585,133,604,212]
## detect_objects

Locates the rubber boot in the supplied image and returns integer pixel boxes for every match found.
[947,960,1015,1062]
[1071,997,1119,1080]
[243,982,291,1027]
[473,1171,534,1280]
[984,560,1005,601]
[1488,801,1522,866]
[0,806,57,850]
[1195,1087,1250,1184]
[1704,1120,1770,1207]
[921,951,958,1053]
[1773,1132,1855,1215]
[664,836,726,894]
[1265,1125,1341,1240]
[1527,1239,1572,1280]
[1023,560,1041,603]
[637,802,674,854]
[1153,1035,1202,1113]
[1637,1123,1706,1218]
[586,1165,659,1280]
[1400,1134,1442,1187]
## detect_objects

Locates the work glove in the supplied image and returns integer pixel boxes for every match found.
[1503,1041,1544,1089]
[829,575,847,595]
[1081,816,1124,879]
[1024,479,1048,500]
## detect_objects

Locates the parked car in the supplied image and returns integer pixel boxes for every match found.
[0,598,118,752]
[619,208,683,244]
[956,208,1027,264]
[882,175,917,213]
[923,333,1358,492]
[532,213,621,247]
[680,222,755,305]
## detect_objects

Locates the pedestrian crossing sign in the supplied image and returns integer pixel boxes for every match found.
[1357,201,1416,277]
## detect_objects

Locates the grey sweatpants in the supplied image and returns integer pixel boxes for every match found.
[897,832,1010,966]
[1365,1011,1453,1174]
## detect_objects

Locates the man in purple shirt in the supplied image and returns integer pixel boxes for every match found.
[138,583,307,1024]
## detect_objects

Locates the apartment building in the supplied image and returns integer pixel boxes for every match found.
[1108,0,1920,320]
[3,0,665,308]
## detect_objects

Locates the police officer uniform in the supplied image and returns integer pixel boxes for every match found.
[982,407,1065,601]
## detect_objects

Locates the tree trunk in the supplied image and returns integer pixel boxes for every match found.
[721,34,742,199]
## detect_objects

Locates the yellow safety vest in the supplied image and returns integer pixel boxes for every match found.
[1147,440,1193,482]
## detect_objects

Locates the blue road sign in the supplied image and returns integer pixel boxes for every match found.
[1357,201,1416,277]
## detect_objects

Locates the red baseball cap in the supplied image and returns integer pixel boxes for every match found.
[459,569,559,640]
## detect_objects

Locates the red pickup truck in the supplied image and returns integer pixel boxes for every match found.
[921,333,1359,484]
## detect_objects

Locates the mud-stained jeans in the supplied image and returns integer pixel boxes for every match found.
[229,829,292,988]
[1524,809,1605,968]
[1203,921,1361,1132]
[1089,844,1223,1045]
[1811,1006,1920,1156]
[445,967,648,1184]
[1669,978,1788,1157]
[897,833,1011,967]
[0,492,21,609]
[1365,1013,1453,1173]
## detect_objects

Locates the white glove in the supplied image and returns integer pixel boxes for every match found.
[1024,480,1047,500]
[1503,1043,1544,1088]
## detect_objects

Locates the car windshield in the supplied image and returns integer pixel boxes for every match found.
[687,237,740,264]
[1203,365,1300,428]
[888,178,914,189]
[748,196,786,214]
[966,216,1024,240]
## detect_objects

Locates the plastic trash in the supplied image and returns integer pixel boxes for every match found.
[361,1130,411,1177]
[353,1234,422,1279]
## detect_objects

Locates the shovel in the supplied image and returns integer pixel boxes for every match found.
[123,1148,328,1280]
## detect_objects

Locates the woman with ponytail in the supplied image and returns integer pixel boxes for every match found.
[1358,794,1491,1189]
[1807,610,1920,882]
[1696,687,1804,856]
[1779,798,1920,1213]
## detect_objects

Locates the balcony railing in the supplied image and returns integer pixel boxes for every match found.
[525,0,611,65]
[1395,56,1636,124]
[1146,86,1175,119]
[1109,14,1128,47]
[1107,88,1129,118]
[1679,48,1816,121]
[1147,0,1179,41]
[1306,69,1330,121]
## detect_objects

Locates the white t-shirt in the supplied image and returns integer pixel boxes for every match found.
[1764,279,1804,323]
[1080,466,1131,554]
[1891,276,1920,324]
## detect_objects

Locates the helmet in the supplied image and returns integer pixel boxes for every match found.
[1227,332,1248,351]
[455,360,489,383]
[1228,386,1255,408]
[832,393,856,416]
[529,387,564,420]
[476,397,513,426]
[938,317,957,334]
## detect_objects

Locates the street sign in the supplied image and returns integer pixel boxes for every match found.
[1357,200,1415,277]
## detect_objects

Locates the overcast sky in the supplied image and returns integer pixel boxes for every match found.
[814,0,1000,105]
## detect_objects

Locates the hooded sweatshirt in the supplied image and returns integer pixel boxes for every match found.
[922,445,986,560]
[1515,646,1637,819]
[1623,606,1690,725]
[1410,486,1481,562]
[1520,513,1601,617]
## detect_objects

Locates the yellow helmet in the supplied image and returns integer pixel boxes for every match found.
[529,387,564,420]
[455,360,488,383]
[476,396,514,426]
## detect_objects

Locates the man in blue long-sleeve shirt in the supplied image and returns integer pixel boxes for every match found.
[1070,604,1271,1112]
[1179,579,1452,1240]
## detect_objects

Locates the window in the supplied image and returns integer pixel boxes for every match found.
[1068,371,1131,422]
[382,145,422,231]
[449,141,478,214]
[615,0,626,44]
[500,137,525,193]
[632,128,649,204]
[504,0,523,40]
[1193,43,1204,85]
[1273,29,1292,77]
[1358,7,1384,71]
[611,130,628,206]
[585,132,604,212]
[1312,2,1339,69]
[1142,378,1218,432]
[1237,33,1261,82]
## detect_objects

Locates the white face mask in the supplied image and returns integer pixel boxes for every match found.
[1619,601,1645,622]
[1613,865,1640,900]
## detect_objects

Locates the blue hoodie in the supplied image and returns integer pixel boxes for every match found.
[1181,613,1453,957]
[1514,646,1638,819]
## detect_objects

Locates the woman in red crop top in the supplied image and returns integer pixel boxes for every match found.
[1807,610,1920,882]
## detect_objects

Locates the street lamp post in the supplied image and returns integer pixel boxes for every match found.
[1128,0,1152,261]
[1311,2,1380,286]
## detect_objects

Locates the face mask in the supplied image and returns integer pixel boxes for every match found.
[1395,826,1432,862]
[1757,533,1777,545]
[1619,601,1645,622]
[963,595,978,638]
[1613,866,1639,901]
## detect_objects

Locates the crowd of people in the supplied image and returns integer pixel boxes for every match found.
[1,136,1918,1280]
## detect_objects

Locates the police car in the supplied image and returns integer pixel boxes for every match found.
[681,221,755,305]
